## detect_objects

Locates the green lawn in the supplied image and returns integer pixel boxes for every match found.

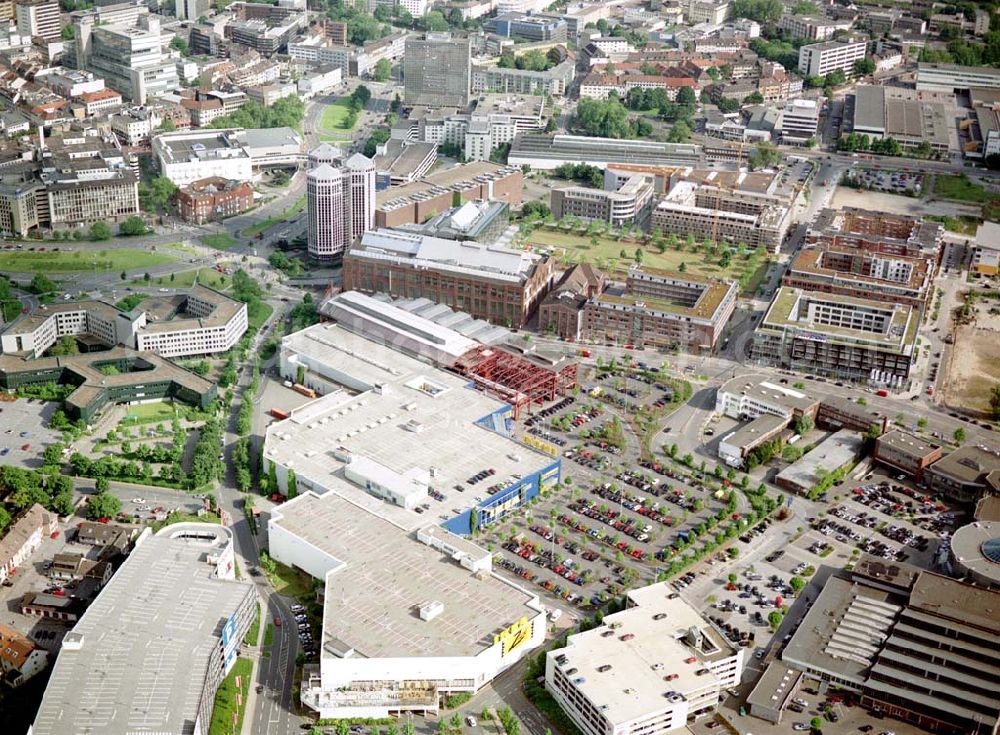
[243,605,261,646]
[167,268,233,291]
[241,196,306,239]
[122,401,181,423]
[263,622,274,647]
[151,511,220,533]
[320,100,358,138]
[208,658,252,735]
[248,300,273,332]
[265,559,315,600]
[933,174,991,202]
[0,249,174,273]
[526,228,745,281]
[199,233,239,250]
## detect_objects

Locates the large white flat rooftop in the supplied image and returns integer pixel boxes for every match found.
[272,491,539,659]
[31,525,253,735]
[552,583,735,725]
[270,324,554,503]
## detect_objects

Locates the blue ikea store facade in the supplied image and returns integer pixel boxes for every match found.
[442,402,561,536]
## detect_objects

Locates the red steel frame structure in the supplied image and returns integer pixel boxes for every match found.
[456,347,578,419]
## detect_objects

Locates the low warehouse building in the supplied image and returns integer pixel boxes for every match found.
[774,429,862,495]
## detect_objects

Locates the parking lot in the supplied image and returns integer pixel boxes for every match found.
[0,397,62,468]
[804,467,957,568]
[481,363,764,619]
[841,167,924,195]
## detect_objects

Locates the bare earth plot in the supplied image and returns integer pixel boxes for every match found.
[941,324,1000,416]
[831,188,982,218]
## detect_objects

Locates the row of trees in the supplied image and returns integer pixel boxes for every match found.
[838,132,909,157]
[0,464,75,521]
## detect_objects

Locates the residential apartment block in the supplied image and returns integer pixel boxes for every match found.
[582,266,738,352]
[798,40,867,78]
[471,59,575,96]
[550,173,655,230]
[0,623,48,688]
[579,73,697,102]
[806,207,943,258]
[0,504,56,585]
[651,181,791,252]
[397,96,546,163]
[752,287,919,385]
[783,244,935,311]
[342,228,555,328]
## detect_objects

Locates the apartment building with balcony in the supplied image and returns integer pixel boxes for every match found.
[650,181,791,252]
[550,173,655,230]
[581,266,738,352]
[751,286,920,385]
[783,244,935,311]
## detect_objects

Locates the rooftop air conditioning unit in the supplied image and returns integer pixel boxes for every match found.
[419,600,444,621]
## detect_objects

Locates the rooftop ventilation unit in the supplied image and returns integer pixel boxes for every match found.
[419,600,444,621]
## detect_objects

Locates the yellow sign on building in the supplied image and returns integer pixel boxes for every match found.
[494,617,533,657]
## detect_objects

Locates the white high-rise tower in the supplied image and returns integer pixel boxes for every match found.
[306,146,375,262]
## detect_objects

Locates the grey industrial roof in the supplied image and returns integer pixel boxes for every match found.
[909,570,1000,632]
[853,84,885,132]
[31,525,254,735]
[721,413,787,450]
[877,430,941,460]
[950,520,1000,586]
[352,229,542,283]
[782,575,899,686]
[927,444,1000,484]
[776,430,862,491]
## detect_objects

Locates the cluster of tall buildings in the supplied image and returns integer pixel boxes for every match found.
[306,143,376,263]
